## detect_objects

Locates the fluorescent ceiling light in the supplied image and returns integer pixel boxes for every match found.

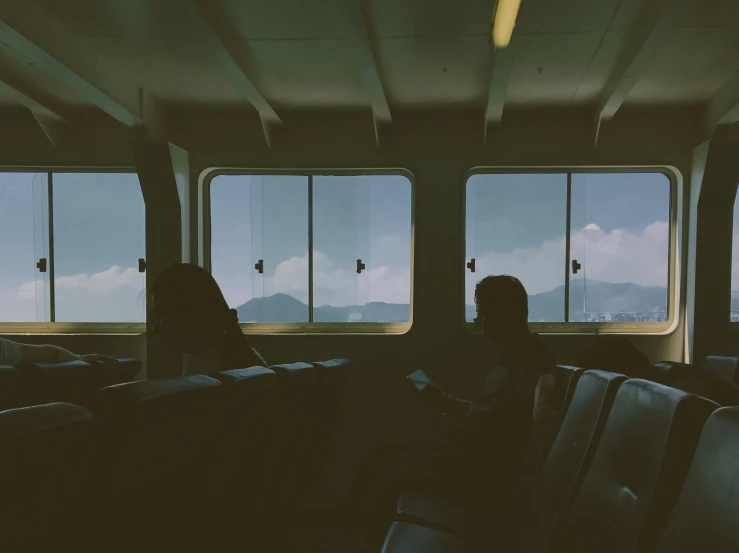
[492,0,521,48]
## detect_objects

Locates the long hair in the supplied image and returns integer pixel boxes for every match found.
[151,262,233,325]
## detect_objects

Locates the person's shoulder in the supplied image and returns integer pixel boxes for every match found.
[509,333,556,371]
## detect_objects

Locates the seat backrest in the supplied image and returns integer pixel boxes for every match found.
[556,380,717,553]
[89,376,223,516]
[0,403,94,549]
[649,361,696,385]
[519,370,627,553]
[704,356,739,384]
[266,362,321,508]
[0,365,22,410]
[213,366,278,509]
[556,365,585,412]
[24,360,96,406]
[655,407,739,553]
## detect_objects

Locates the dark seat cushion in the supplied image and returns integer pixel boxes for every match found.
[88,357,142,389]
[556,365,585,412]
[704,356,739,384]
[556,380,717,553]
[0,402,94,548]
[655,407,739,553]
[381,522,469,553]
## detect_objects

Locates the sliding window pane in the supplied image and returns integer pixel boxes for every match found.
[52,173,145,322]
[210,175,309,322]
[313,175,412,323]
[465,173,567,322]
[0,172,50,322]
[569,172,670,323]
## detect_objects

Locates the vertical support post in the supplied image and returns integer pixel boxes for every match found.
[132,135,187,378]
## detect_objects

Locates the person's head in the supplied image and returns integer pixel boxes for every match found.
[576,336,650,377]
[151,263,238,355]
[473,275,529,343]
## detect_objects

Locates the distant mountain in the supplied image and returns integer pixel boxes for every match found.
[236,281,667,323]
[236,293,410,323]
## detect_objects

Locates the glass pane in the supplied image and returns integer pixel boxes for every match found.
[569,172,670,323]
[210,174,309,322]
[465,173,568,322]
[313,175,412,323]
[0,172,50,322]
[52,173,146,322]
[733,192,739,322]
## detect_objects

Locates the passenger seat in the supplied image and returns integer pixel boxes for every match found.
[654,407,739,553]
[554,380,716,553]
[0,403,94,550]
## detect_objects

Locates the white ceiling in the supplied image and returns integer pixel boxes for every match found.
[0,0,738,140]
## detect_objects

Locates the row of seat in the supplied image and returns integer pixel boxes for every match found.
[0,359,349,551]
[0,358,141,411]
[382,367,739,553]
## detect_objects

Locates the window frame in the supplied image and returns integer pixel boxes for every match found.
[201,167,415,335]
[0,166,146,335]
[462,166,681,335]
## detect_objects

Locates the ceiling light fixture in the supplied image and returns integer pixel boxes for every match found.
[492,0,521,48]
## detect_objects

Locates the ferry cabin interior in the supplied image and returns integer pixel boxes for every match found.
[1,0,739,551]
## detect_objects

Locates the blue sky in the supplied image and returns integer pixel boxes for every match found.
[0,170,676,323]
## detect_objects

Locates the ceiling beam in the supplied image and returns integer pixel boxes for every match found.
[189,0,281,147]
[484,47,515,144]
[706,71,739,136]
[344,0,391,145]
[594,0,674,142]
[0,74,67,146]
[0,0,151,131]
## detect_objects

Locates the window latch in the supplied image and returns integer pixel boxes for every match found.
[466,258,476,273]
[356,259,366,274]
[255,259,264,274]
[36,257,47,273]
[572,259,582,274]
[138,258,146,273]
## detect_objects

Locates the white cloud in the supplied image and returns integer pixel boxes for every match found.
[584,223,601,231]
[267,250,410,307]
[4,266,146,323]
[466,221,670,302]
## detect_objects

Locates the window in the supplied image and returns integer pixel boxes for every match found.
[466,170,673,330]
[0,171,145,326]
[209,172,413,329]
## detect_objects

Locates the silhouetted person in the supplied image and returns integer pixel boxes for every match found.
[576,335,650,377]
[0,336,116,366]
[151,263,266,375]
[353,275,556,546]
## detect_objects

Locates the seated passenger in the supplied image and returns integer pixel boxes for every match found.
[352,275,557,544]
[151,262,266,375]
[0,336,116,366]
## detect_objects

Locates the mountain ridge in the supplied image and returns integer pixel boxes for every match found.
[235,280,668,323]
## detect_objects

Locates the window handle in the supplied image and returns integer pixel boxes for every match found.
[36,257,47,273]
[138,258,146,273]
[255,259,264,274]
[572,259,582,274]
[466,258,476,273]
[356,259,366,274]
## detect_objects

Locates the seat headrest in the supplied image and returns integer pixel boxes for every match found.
[0,402,93,439]
[215,366,276,386]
